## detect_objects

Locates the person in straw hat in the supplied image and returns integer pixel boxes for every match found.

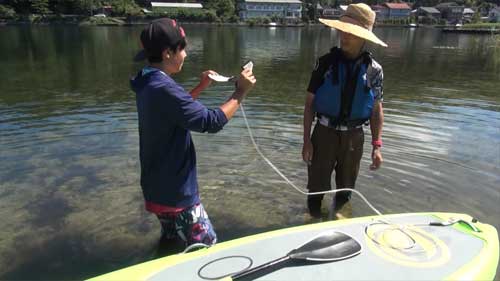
[302,3,386,219]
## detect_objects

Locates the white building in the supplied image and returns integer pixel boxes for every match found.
[151,2,203,11]
[462,7,475,22]
[238,0,302,20]
[489,6,500,22]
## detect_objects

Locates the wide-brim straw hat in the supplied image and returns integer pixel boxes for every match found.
[319,3,387,47]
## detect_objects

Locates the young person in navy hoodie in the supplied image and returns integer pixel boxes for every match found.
[131,18,256,248]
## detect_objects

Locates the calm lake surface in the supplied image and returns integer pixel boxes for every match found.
[0,25,499,280]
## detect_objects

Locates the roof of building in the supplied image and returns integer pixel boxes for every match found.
[151,2,203,8]
[435,2,460,8]
[419,7,441,14]
[490,6,500,14]
[371,4,386,11]
[463,8,475,14]
[244,0,302,3]
[384,2,411,10]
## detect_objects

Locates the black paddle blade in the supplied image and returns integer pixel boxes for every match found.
[287,230,362,261]
[231,231,361,280]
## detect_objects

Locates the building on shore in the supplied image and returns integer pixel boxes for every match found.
[416,7,441,24]
[375,2,412,21]
[488,6,500,22]
[150,1,203,12]
[238,0,302,21]
[371,4,386,21]
[462,7,475,23]
[435,2,464,24]
[321,7,343,19]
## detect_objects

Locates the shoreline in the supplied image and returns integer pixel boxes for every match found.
[0,19,429,28]
[442,28,500,34]
[1,18,499,33]
[0,16,416,28]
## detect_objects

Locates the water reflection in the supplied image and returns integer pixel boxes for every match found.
[0,25,499,280]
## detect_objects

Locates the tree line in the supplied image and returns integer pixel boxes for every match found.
[0,0,239,21]
[1,0,144,16]
[1,0,498,20]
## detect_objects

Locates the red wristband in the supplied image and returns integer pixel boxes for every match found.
[372,139,383,147]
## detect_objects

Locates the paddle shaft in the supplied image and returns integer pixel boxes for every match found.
[231,255,291,280]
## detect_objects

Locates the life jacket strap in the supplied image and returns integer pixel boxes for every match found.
[317,113,368,129]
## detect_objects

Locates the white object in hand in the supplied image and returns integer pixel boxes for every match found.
[208,73,236,83]
[243,61,253,71]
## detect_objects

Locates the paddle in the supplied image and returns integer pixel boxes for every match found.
[229,230,362,280]
[208,73,237,83]
[208,61,254,83]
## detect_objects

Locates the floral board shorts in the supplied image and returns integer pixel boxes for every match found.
[156,203,217,246]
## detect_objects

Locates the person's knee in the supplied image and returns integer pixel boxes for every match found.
[188,221,217,245]
[186,204,217,246]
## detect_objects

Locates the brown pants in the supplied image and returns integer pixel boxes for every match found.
[307,123,364,212]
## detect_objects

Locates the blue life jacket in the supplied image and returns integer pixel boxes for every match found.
[313,47,374,128]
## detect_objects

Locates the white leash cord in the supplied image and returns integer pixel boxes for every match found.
[239,104,382,216]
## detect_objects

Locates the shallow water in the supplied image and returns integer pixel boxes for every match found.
[0,25,499,279]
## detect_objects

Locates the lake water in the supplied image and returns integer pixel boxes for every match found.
[0,25,499,280]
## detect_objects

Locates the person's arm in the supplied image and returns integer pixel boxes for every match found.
[190,70,214,100]
[166,68,255,134]
[370,101,384,170]
[189,84,205,100]
[302,92,315,165]
[367,59,384,170]
[302,54,327,165]
[219,68,256,120]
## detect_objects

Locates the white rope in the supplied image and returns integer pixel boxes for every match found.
[239,103,382,216]
[183,243,210,253]
[234,104,460,252]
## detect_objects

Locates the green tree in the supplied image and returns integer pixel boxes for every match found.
[5,0,31,13]
[471,11,481,22]
[75,0,98,15]
[48,0,82,14]
[134,0,150,7]
[109,0,141,16]
[49,0,67,14]
[301,0,318,21]
[30,0,51,14]
[0,4,16,18]
[204,0,235,20]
